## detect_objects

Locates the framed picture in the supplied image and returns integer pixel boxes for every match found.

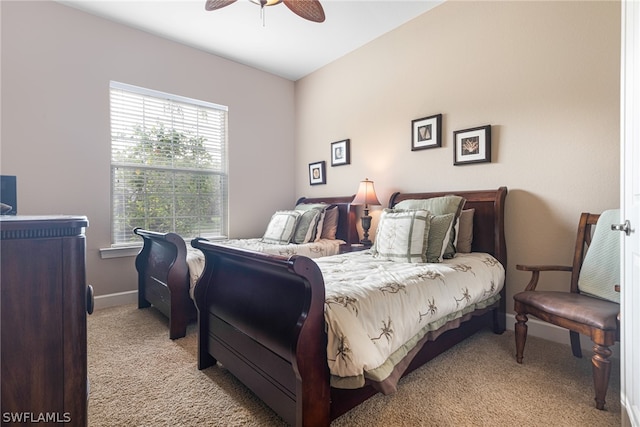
[411,114,442,151]
[453,125,491,165]
[331,139,350,166]
[308,161,326,185]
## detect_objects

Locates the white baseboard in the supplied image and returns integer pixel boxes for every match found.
[506,313,620,359]
[91,294,619,359]
[93,290,138,311]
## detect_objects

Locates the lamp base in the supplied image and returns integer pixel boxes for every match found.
[360,213,373,248]
[360,238,373,247]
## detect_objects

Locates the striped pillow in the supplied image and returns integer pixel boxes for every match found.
[426,213,455,263]
[372,209,431,263]
[292,208,323,244]
[262,211,302,244]
[578,209,621,303]
[394,195,465,258]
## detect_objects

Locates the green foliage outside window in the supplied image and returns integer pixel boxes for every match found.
[112,124,225,244]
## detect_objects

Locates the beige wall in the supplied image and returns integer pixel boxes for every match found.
[1,1,296,297]
[294,1,621,310]
[0,0,622,312]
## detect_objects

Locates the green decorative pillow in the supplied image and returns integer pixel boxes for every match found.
[292,208,323,244]
[578,209,621,303]
[455,209,475,253]
[294,203,329,211]
[295,203,333,241]
[372,209,431,263]
[394,195,466,258]
[262,210,302,244]
[426,213,455,263]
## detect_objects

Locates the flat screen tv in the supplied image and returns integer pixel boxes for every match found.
[1,175,17,215]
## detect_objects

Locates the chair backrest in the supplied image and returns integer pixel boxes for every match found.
[573,210,621,303]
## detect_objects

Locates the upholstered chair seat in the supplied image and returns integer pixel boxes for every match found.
[514,291,619,331]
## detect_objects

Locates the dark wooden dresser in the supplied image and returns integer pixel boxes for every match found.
[1,216,91,426]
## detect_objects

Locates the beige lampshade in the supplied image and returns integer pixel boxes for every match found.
[352,178,381,207]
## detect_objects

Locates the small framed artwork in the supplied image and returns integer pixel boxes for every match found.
[411,114,442,151]
[309,161,326,185]
[331,139,350,166]
[453,125,492,165]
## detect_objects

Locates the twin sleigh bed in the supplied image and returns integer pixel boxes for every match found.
[134,195,359,339]
[191,187,508,426]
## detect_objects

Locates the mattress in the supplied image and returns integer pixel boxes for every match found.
[317,250,505,390]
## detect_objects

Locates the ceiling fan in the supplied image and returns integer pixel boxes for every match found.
[205,0,326,23]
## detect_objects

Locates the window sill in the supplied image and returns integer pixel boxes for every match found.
[99,245,142,259]
[99,236,229,259]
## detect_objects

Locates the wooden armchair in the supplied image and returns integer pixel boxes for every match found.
[513,211,621,410]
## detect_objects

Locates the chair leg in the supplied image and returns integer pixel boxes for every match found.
[592,344,612,410]
[570,330,583,358]
[515,313,528,364]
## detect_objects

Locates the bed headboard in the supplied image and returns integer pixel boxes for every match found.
[388,187,508,268]
[295,195,359,245]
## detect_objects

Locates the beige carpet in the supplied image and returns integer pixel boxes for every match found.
[87,304,621,426]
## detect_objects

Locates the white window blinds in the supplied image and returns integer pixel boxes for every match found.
[110,81,228,245]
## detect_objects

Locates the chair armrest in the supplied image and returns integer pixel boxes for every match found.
[516,264,573,291]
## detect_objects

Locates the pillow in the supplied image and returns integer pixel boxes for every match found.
[295,203,329,211]
[394,195,466,258]
[295,203,333,241]
[372,209,431,263]
[426,213,455,263]
[320,206,339,240]
[455,209,475,253]
[578,209,621,303]
[292,208,323,244]
[261,210,302,244]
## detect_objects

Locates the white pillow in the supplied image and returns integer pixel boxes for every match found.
[578,209,621,303]
[262,210,302,244]
[372,209,431,263]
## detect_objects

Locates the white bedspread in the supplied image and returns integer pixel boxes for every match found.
[186,238,345,298]
[316,250,505,390]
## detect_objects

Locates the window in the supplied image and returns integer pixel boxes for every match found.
[110,81,228,245]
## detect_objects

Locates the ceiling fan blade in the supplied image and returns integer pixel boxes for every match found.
[283,0,325,23]
[205,0,238,11]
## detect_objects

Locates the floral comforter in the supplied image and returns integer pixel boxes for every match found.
[316,250,505,390]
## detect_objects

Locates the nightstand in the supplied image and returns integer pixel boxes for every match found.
[339,243,371,254]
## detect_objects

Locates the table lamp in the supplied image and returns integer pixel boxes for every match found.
[351,178,381,246]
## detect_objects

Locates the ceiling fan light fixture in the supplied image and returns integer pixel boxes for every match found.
[249,0,282,6]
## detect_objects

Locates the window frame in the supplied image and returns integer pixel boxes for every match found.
[108,81,229,248]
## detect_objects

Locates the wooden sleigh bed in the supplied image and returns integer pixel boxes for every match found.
[192,187,508,426]
[134,195,359,339]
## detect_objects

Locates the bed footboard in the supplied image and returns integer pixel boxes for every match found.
[134,228,195,339]
[192,239,330,426]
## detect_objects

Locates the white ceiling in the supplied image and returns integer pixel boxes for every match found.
[57,0,443,81]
